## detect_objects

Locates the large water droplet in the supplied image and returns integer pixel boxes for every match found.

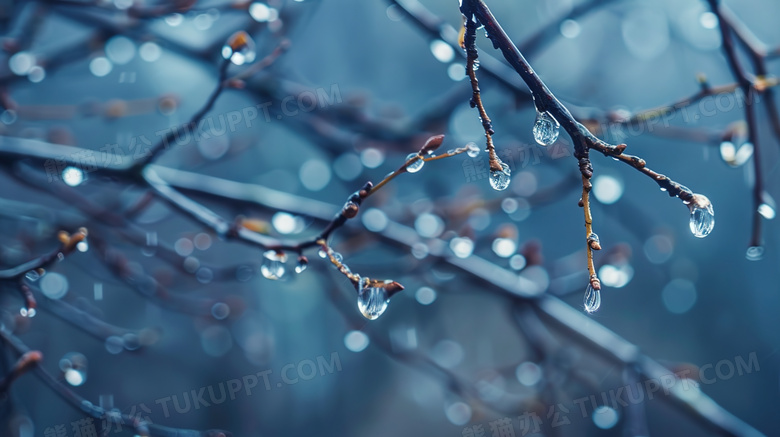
[532,111,560,146]
[222,31,256,65]
[583,283,601,313]
[466,142,480,158]
[689,196,715,238]
[489,162,511,191]
[406,153,424,173]
[357,278,389,320]
[746,246,764,261]
[260,250,287,280]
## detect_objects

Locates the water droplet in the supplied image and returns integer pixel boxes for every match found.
[357,278,389,320]
[406,153,424,173]
[25,270,41,282]
[19,307,36,318]
[689,195,715,238]
[60,352,87,386]
[318,248,327,258]
[76,240,89,252]
[758,203,776,220]
[57,252,65,261]
[332,252,343,263]
[222,31,256,65]
[746,246,764,261]
[466,142,480,158]
[260,250,287,280]
[758,192,776,220]
[583,283,601,313]
[489,162,511,191]
[532,111,560,146]
[295,257,308,273]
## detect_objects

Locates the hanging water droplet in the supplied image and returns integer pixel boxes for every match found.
[406,153,424,173]
[489,162,511,191]
[719,141,736,164]
[688,194,715,238]
[746,246,764,261]
[466,142,480,158]
[57,252,65,261]
[758,192,776,220]
[260,250,287,280]
[318,248,327,258]
[532,111,560,146]
[583,283,601,313]
[357,278,389,320]
[222,31,256,65]
[19,307,36,318]
[295,257,308,273]
[758,203,776,220]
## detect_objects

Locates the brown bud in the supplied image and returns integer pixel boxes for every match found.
[384,281,405,296]
[228,31,250,51]
[420,134,445,155]
[343,201,359,219]
[58,231,70,244]
[17,350,43,372]
[587,232,601,251]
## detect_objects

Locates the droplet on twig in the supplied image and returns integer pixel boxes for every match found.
[260,250,287,280]
[405,153,424,173]
[746,246,764,261]
[295,256,308,274]
[688,194,715,238]
[758,192,776,220]
[532,111,560,146]
[222,31,257,65]
[466,142,480,158]
[357,278,389,320]
[489,162,511,191]
[583,282,601,313]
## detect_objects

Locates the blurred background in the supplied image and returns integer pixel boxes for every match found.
[0,0,778,436]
